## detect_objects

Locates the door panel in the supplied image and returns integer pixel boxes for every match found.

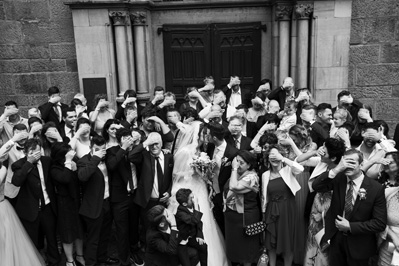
[163,22,261,103]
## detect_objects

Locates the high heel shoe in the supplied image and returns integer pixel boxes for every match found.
[74,255,85,266]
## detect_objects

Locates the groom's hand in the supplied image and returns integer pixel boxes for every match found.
[335,215,350,232]
[160,192,170,203]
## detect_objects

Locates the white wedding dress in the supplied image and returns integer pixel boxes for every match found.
[168,121,229,266]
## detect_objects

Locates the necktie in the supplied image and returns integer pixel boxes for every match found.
[344,180,354,219]
[155,157,164,195]
[126,156,135,191]
[53,105,61,122]
[33,164,46,208]
[234,138,239,149]
[70,129,75,138]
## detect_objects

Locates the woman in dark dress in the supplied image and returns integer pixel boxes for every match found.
[224,150,261,266]
[261,144,304,266]
[50,142,84,266]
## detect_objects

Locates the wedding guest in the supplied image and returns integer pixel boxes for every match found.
[179,87,204,114]
[309,103,333,148]
[12,138,60,266]
[106,128,143,266]
[298,138,346,266]
[145,91,176,123]
[312,149,386,266]
[330,108,352,138]
[38,86,68,131]
[70,98,89,119]
[74,93,91,114]
[378,177,399,266]
[225,115,252,151]
[0,100,29,144]
[50,142,85,266]
[247,91,267,123]
[277,100,297,131]
[128,132,174,231]
[102,118,122,149]
[234,104,258,139]
[351,104,373,147]
[139,109,174,144]
[59,107,78,141]
[115,89,143,122]
[256,78,272,96]
[69,117,92,159]
[145,205,180,266]
[77,135,119,266]
[267,77,295,111]
[28,116,43,140]
[262,144,304,266]
[198,76,215,104]
[41,122,64,156]
[89,94,116,136]
[175,188,207,266]
[224,150,261,266]
[294,88,313,124]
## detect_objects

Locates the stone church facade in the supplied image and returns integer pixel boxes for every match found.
[0,0,398,129]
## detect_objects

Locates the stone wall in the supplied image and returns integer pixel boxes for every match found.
[0,0,78,115]
[349,0,399,132]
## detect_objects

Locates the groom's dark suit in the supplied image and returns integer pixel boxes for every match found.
[312,171,387,265]
[206,142,238,235]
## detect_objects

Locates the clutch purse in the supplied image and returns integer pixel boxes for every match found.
[244,221,266,236]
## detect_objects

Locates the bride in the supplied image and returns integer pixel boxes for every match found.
[168,120,229,266]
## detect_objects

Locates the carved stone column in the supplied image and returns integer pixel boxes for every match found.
[130,10,150,105]
[109,10,130,93]
[295,3,313,89]
[275,4,293,84]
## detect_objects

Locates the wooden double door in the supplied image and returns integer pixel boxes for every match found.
[163,22,262,104]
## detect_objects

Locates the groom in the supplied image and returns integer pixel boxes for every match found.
[312,149,386,265]
[206,122,238,235]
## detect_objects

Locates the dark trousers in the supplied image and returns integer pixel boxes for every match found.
[20,204,60,265]
[178,238,207,266]
[128,192,141,253]
[212,193,225,236]
[82,199,112,266]
[329,231,369,266]
[111,198,130,265]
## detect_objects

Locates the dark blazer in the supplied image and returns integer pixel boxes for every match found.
[225,134,252,151]
[77,154,106,219]
[50,163,80,200]
[206,142,238,190]
[11,156,57,222]
[128,144,174,208]
[38,102,68,130]
[115,102,144,123]
[312,171,387,260]
[145,228,179,266]
[222,86,252,108]
[267,86,286,111]
[106,146,134,203]
[175,205,204,241]
[310,121,331,148]
[245,121,257,139]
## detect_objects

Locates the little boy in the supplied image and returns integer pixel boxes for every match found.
[277,100,298,131]
[175,188,208,266]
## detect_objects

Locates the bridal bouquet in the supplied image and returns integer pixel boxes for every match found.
[190,152,217,205]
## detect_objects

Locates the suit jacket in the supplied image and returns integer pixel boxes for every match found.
[128,144,174,208]
[145,228,179,266]
[38,102,68,130]
[310,121,331,148]
[50,163,80,200]
[175,205,204,241]
[225,134,252,151]
[267,86,287,111]
[222,86,252,108]
[106,145,134,203]
[11,156,57,222]
[206,142,238,191]
[245,121,257,139]
[77,154,106,219]
[312,171,387,260]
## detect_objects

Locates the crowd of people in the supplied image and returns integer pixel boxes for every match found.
[0,75,399,266]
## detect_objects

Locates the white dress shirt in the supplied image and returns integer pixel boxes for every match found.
[97,161,110,199]
[151,152,165,199]
[64,125,74,140]
[36,161,50,205]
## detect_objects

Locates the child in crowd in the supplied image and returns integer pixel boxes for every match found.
[277,100,297,131]
[175,188,208,266]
